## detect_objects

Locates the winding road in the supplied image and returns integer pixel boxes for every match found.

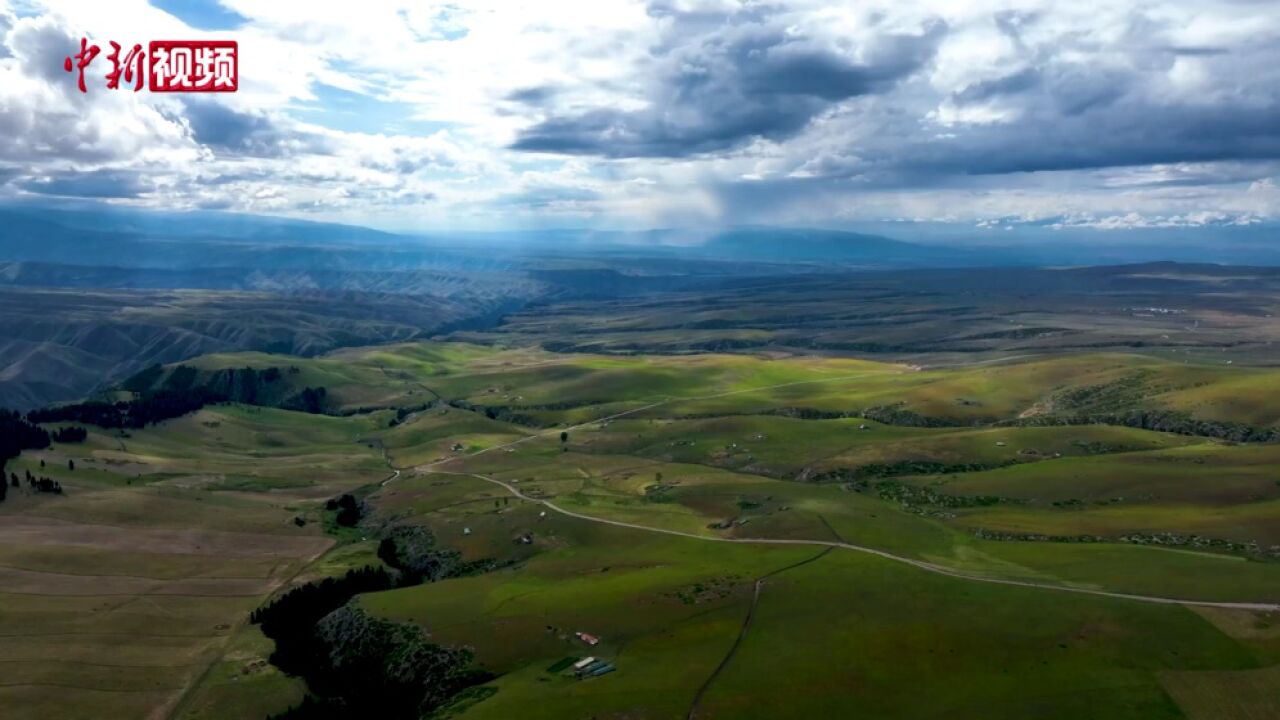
[383,361,1278,612]
[434,470,1278,612]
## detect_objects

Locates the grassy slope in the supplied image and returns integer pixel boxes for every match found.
[7,340,1280,719]
[0,406,391,720]
[360,482,1262,720]
[155,342,1280,430]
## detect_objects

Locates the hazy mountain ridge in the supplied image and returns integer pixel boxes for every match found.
[4,202,1277,269]
[0,261,545,297]
[0,287,493,410]
[2,202,1277,410]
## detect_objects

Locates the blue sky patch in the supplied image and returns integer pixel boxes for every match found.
[149,0,247,31]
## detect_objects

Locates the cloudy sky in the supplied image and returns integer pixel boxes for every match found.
[1,0,1279,232]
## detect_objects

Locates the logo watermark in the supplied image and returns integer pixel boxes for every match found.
[64,38,238,93]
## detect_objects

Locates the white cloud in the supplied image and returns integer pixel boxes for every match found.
[0,0,1276,231]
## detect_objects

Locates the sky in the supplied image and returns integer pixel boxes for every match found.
[0,0,1278,233]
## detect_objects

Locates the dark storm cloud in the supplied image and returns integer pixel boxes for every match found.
[952,68,1040,104]
[1163,45,1229,56]
[18,169,149,198]
[511,1,1280,195]
[506,86,557,106]
[791,103,1280,185]
[759,11,1280,188]
[512,7,946,158]
[1044,64,1126,116]
[182,100,331,158]
[737,32,937,100]
[943,104,1280,175]
[708,65,1280,219]
[912,41,1280,177]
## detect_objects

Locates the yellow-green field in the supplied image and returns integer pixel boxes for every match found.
[0,406,393,720]
[4,341,1278,719]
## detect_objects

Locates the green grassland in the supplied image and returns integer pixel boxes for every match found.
[360,474,1271,720]
[0,405,391,720]
[138,340,1280,434]
[111,325,1280,435]
[691,549,1253,720]
[573,415,1197,479]
[917,442,1280,505]
[354,344,1279,719]
[5,339,1280,718]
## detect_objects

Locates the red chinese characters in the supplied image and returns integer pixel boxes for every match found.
[105,41,145,91]
[149,41,238,92]
[63,37,101,93]
[63,37,238,93]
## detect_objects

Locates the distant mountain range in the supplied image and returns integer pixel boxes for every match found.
[3,201,1276,271]
[0,199,1276,410]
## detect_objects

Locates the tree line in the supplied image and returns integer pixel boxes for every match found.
[9,468,63,495]
[1010,409,1280,443]
[0,410,51,501]
[52,426,87,443]
[253,565,490,718]
[27,387,228,429]
[26,365,330,430]
[253,523,502,718]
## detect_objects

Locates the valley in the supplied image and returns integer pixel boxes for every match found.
[6,1,1280,717]
[2,340,1277,719]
